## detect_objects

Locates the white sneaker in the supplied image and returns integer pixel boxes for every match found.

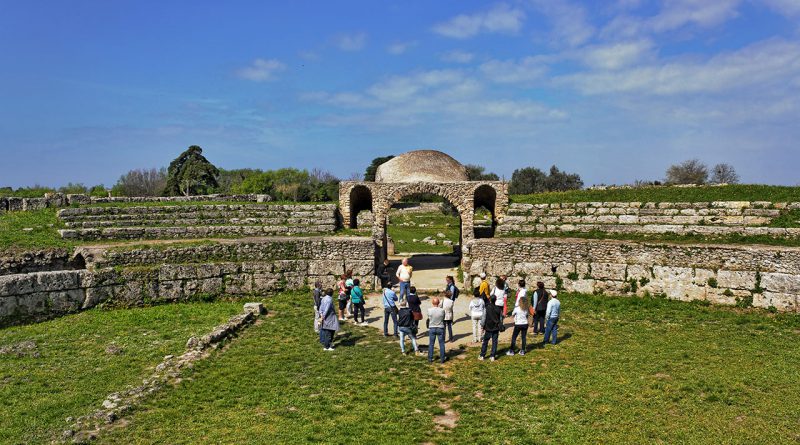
[506,350,515,356]
[478,356,484,361]
[325,347,335,351]
[519,350,526,356]
[490,356,496,362]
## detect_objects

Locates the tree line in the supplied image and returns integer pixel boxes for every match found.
[1,146,743,200]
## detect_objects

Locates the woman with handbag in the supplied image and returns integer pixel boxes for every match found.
[407,286,423,333]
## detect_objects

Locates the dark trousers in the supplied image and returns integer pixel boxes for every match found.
[444,320,453,341]
[384,308,398,335]
[511,324,528,351]
[319,329,335,348]
[352,302,365,323]
[544,317,559,345]
[428,327,446,363]
[480,330,499,358]
[533,310,546,333]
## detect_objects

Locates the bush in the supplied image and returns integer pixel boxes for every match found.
[665,159,708,185]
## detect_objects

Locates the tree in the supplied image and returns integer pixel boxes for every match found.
[215,168,263,194]
[509,167,547,194]
[58,183,88,194]
[711,163,739,184]
[88,184,108,198]
[464,164,500,181]
[364,155,394,181]
[112,168,168,197]
[545,165,583,191]
[665,159,708,185]
[163,146,219,196]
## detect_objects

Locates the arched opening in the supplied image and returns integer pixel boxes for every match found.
[349,185,373,229]
[473,184,497,238]
[380,190,464,292]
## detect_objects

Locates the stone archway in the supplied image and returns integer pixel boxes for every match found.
[348,184,373,229]
[473,184,497,238]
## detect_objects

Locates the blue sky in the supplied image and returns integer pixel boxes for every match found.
[1,0,799,188]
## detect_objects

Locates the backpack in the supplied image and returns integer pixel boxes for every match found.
[451,284,459,300]
[535,289,549,312]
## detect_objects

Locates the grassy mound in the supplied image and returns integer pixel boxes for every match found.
[0,302,242,444]
[512,184,800,204]
[97,294,800,444]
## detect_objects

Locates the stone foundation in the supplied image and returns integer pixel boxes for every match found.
[0,237,375,327]
[464,237,800,311]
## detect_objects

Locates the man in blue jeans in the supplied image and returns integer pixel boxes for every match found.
[382,284,399,337]
[543,290,561,345]
[427,297,446,363]
[395,258,412,300]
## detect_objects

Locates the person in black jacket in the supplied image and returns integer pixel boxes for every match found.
[479,295,504,361]
[397,299,419,354]
[377,259,392,289]
[532,281,549,335]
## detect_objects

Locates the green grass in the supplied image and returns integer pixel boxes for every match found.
[387,211,461,253]
[512,184,800,204]
[0,301,243,444]
[92,293,800,444]
[0,208,75,252]
[769,209,800,228]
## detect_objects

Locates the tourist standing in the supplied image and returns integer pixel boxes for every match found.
[492,278,507,317]
[532,282,549,335]
[515,280,527,307]
[543,290,561,345]
[397,299,419,355]
[478,272,490,299]
[337,274,348,321]
[427,297,446,364]
[318,288,339,351]
[382,284,399,337]
[442,291,455,343]
[500,274,511,316]
[445,275,459,301]
[468,288,485,343]
[396,258,413,300]
[350,278,366,325]
[344,270,354,318]
[508,296,531,356]
[479,295,503,361]
[378,259,392,289]
[407,286,423,332]
[312,280,323,333]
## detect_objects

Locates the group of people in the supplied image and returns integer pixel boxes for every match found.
[313,259,562,363]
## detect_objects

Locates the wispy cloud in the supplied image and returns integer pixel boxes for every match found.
[235,58,286,82]
[334,32,367,51]
[580,40,654,70]
[441,50,475,63]
[387,41,418,55]
[530,0,595,47]
[649,0,741,33]
[432,3,525,39]
[479,55,552,84]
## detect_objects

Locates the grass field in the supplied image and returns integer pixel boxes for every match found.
[0,208,74,252]
[500,228,800,247]
[0,301,242,444]
[71,293,800,444]
[511,184,800,204]
[388,211,461,254]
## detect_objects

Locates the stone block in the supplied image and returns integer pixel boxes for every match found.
[0,274,36,296]
[755,292,797,311]
[184,278,224,296]
[35,271,81,292]
[590,263,627,281]
[158,280,183,301]
[48,289,85,313]
[760,272,800,294]
[716,270,756,290]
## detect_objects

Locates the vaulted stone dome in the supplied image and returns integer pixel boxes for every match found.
[375,150,469,183]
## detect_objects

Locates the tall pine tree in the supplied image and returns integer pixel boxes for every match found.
[163,145,220,196]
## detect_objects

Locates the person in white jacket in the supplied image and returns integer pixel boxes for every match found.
[467,288,485,343]
[508,296,531,356]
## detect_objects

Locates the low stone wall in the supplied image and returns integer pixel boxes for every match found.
[0,237,375,327]
[57,204,339,240]
[498,201,800,238]
[0,249,79,276]
[0,193,272,214]
[464,237,800,312]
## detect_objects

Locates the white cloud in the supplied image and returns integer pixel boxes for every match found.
[763,0,800,17]
[649,0,741,33]
[235,58,286,82]
[432,3,525,39]
[530,0,595,47]
[334,32,367,51]
[441,50,475,63]
[387,41,417,55]
[559,39,800,95]
[581,40,654,70]
[479,56,551,84]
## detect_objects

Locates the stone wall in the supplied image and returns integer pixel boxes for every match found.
[464,237,800,312]
[0,193,271,215]
[57,204,339,240]
[0,237,375,327]
[497,201,800,238]
[0,249,79,276]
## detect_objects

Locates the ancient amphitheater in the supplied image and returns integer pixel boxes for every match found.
[1,150,799,327]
